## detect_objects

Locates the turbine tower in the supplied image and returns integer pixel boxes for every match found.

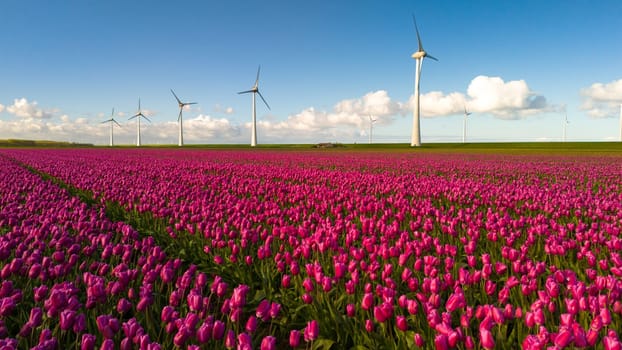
[171,89,197,147]
[410,14,438,147]
[462,105,472,143]
[238,65,270,147]
[128,98,151,147]
[101,108,121,147]
[619,104,622,142]
[368,115,377,144]
[563,111,569,142]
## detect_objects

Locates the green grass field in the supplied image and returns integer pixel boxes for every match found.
[2,139,622,154]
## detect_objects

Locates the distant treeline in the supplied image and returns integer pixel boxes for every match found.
[0,139,94,148]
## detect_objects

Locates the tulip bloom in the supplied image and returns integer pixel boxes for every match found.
[304,320,319,342]
[289,330,301,347]
[81,334,96,350]
[231,284,250,308]
[480,328,495,349]
[396,315,408,331]
[260,335,277,350]
[245,315,257,333]
[361,292,373,310]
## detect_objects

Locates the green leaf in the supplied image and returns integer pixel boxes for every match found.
[312,338,335,350]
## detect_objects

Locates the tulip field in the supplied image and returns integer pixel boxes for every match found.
[1,147,622,349]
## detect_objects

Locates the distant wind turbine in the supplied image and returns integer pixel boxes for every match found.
[462,104,472,143]
[563,111,569,142]
[619,104,622,142]
[171,89,197,147]
[101,108,121,147]
[238,65,270,147]
[128,98,151,147]
[410,14,438,147]
[368,115,377,144]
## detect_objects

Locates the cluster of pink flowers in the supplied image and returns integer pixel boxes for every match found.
[0,153,284,349]
[1,148,621,349]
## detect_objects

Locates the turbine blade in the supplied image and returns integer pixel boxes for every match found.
[426,54,439,61]
[101,119,111,124]
[171,89,182,104]
[187,102,197,105]
[129,114,138,120]
[113,119,122,127]
[257,91,271,110]
[138,98,141,111]
[143,115,152,123]
[178,109,182,122]
[238,90,254,94]
[412,14,423,52]
[255,65,261,87]
[111,107,115,117]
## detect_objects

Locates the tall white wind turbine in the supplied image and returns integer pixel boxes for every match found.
[171,89,197,147]
[368,115,377,144]
[128,98,151,147]
[238,65,270,147]
[410,14,438,147]
[101,108,121,146]
[462,105,472,143]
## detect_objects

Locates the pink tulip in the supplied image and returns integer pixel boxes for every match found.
[281,274,291,288]
[212,320,225,340]
[396,315,408,331]
[231,284,250,308]
[302,278,314,292]
[270,302,281,318]
[365,319,374,332]
[289,329,301,347]
[261,335,277,350]
[245,315,257,333]
[434,334,448,350]
[304,320,318,342]
[445,289,466,312]
[554,327,573,348]
[256,299,271,320]
[479,328,495,349]
[346,303,355,317]
[361,292,373,310]
[197,320,213,343]
[301,293,313,304]
[224,329,236,349]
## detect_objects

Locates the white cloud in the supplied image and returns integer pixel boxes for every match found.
[403,76,552,119]
[417,91,466,117]
[6,98,55,119]
[465,76,551,119]
[580,78,622,118]
[225,107,234,115]
[0,104,4,113]
[183,115,240,139]
[255,90,403,143]
[334,90,402,118]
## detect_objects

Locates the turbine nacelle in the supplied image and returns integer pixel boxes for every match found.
[411,51,426,60]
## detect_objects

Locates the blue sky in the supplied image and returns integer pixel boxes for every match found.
[0,0,621,145]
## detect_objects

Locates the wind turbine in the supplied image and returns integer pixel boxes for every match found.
[101,108,121,147]
[171,89,197,147]
[238,65,270,147]
[368,115,377,144]
[128,98,151,147]
[462,104,472,143]
[410,14,438,147]
[619,104,622,142]
[563,111,569,142]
